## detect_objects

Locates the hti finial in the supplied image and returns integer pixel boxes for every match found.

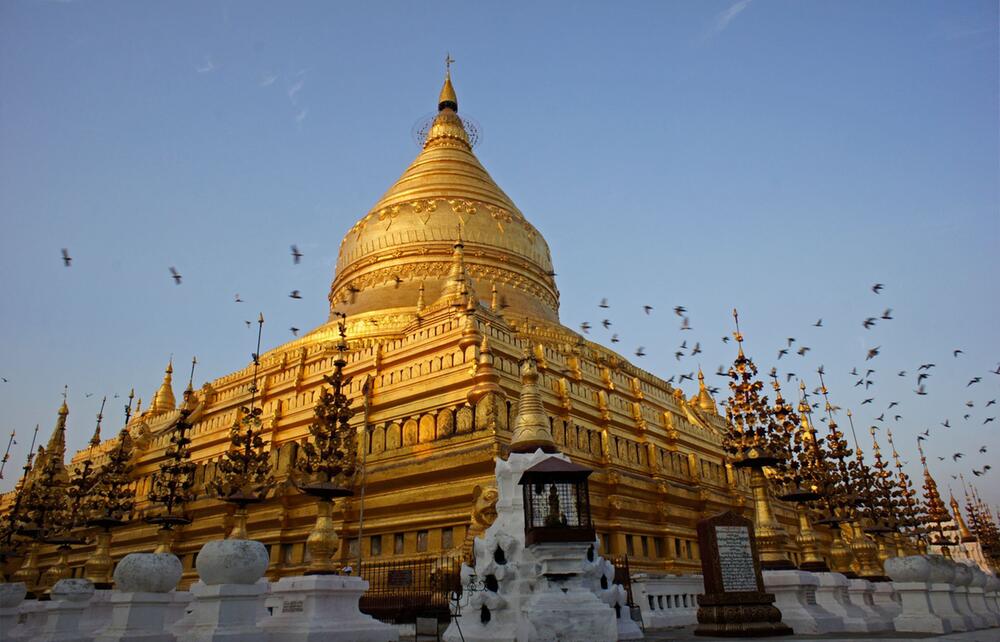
[438,55,458,112]
[445,52,454,76]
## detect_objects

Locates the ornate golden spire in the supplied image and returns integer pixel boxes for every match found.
[150,359,176,415]
[469,335,503,405]
[949,491,976,543]
[439,236,478,306]
[438,53,457,112]
[89,396,106,449]
[695,368,716,413]
[509,356,557,454]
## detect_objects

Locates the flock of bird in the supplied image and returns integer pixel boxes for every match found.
[14,251,1000,492]
[577,283,997,484]
[63,245,309,337]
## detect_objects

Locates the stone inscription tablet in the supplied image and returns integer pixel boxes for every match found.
[715,525,757,592]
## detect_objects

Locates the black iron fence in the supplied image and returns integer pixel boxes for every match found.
[359,554,466,624]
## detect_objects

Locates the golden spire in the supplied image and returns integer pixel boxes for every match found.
[416,281,426,313]
[439,234,477,306]
[150,358,176,415]
[469,335,503,405]
[949,491,976,543]
[695,368,716,413]
[509,356,557,454]
[438,53,458,112]
[48,389,69,456]
[89,396,106,449]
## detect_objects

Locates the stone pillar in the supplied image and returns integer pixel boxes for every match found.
[259,575,398,642]
[762,569,843,634]
[845,578,893,631]
[925,555,972,632]
[812,572,880,632]
[885,555,952,634]
[952,563,988,629]
[32,578,95,641]
[93,552,184,642]
[79,589,115,636]
[175,539,271,642]
[871,581,901,620]
[0,582,27,638]
[966,566,1000,627]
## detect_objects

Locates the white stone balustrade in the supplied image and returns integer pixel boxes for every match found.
[885,554,953,634]
[93,552,184,642]
[630,573,701,630]
[846,578,893,631]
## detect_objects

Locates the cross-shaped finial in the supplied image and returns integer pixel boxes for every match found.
[445,52,455,75]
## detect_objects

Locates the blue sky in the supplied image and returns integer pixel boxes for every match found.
[1,1,997,511]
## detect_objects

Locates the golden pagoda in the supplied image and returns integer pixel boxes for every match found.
[0,65,802,586]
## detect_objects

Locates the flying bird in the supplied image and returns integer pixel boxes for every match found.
[599,298,609,308]
[984,417,995,424]
[918,363,936,371]
[952,453,964,461]
[169,267,182,285]
[813,319,823,327]
[865,346,880,361]
[797,346,811,356]
[968,377,981,387]
[393,275,403,288]
[691,342,702,356]
[680,317,692,331]
[898,371,906,377]
[777,349,788,360]
[289,290,302,299]
[580,322,591,333]
[601,319,611,329]
[942,419,950,428]
[862,398,874,405]
[635,347,646,357]
[721,336,730,344]
[872,283,884,294]
[953,349,963,357]
[863,318,877,329]
[643,305,653,315]
[881,309,893,320]
[980,446,988,454]
[915,385,927,396]
[987,400,996,407]
[290,327,299,336]
[674,350,684,362]
[673,306,686,317]
[291,245,302,264]
[888,401,899,408]
[234,294,243,303]
[244,320,252,328]
[610,334,619,343]
[61,248,72,267]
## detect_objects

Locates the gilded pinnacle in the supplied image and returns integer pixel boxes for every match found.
[509,356,557,454]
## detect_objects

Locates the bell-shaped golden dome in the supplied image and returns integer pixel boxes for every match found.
[329,69,559,322]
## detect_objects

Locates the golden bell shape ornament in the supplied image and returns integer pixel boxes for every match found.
[748,467,794,569]
[85,530,114,586]
[305,499,340,574]
[827,525,855,574]
[39,545,72,591]
[12,541,41,591]
[153,527,175,554]
[795,505,827,571]
[228,506,250,540]
[849,523,884,578]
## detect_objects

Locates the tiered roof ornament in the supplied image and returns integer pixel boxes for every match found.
[509,355,557,454]
[150,359,176,415]
[917,439,955,558]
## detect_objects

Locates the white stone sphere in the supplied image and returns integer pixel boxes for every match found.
[926,555,956,584]
[196,539,269,585]
[114,553,183,593]
[0,582,27,608]
[885,555,931,583]
[952,563,972,587]
[52,578,95,602]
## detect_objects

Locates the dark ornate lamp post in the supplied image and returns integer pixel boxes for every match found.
[722,310,795,571]
[82,392,138,587]
[146,399,197,553]
[293,313,358,574]
[212,317,275,539]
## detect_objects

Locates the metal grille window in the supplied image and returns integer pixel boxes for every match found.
[394,533,404,555]
[371,535,382,557]
[441,527,453,549]
[416,530,428,553]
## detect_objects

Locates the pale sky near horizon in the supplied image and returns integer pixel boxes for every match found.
[1,1,998,513]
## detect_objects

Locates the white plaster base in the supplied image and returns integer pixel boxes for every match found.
[173,582,267,642]
[5,599,46,641]
[616,606,644,641]
[92,592,178,642]
[762,570,843,634]
[846,578,893,631]
[953,586,989,630]
[516,582,618,642]
[80,590,115,636]
[929,582,973,632]
[872,581,902,620]
[891,581,953,634]
[165,591,193,632]
[967,587,1000,627]
[29,578,96,642]
[813,572,881,632]
[258,575,398,642]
